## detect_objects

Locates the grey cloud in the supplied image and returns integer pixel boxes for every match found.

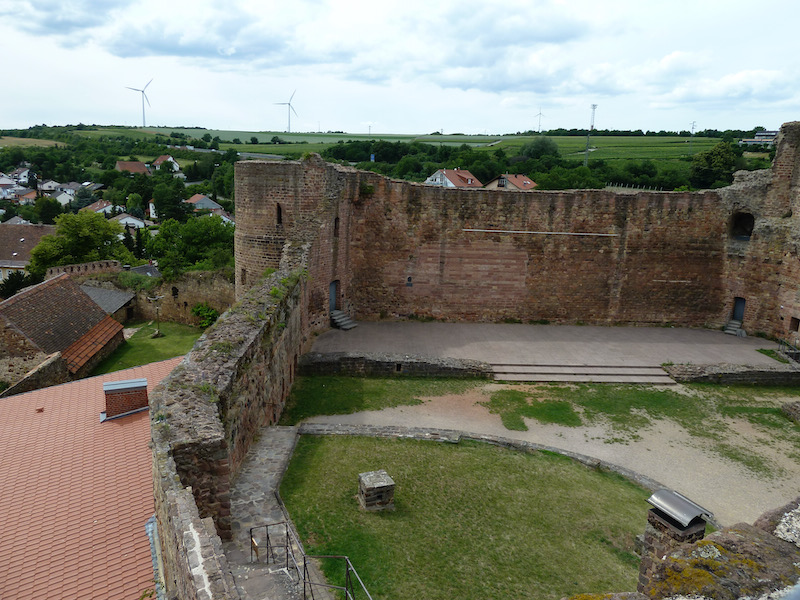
[3,0,128,35]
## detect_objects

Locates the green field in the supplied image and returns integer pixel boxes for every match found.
[64,126,719,163]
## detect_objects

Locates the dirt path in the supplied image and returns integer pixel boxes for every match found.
[305,385,800,527]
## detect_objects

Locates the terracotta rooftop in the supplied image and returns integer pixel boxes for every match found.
[0,356,183,600]
[63,314,124,374]
[441,168,483,188]
[80,199,113,213]
[0,223,55,268]
[115,161,150,175]
[0,274,113,357]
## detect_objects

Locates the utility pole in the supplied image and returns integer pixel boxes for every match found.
[584,104,597,167]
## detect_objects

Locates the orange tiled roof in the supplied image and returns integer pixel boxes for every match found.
[504,173,537,190]
[62,314,124,373]
[0,274,111,356]
[442,168,483,188]
[115,161,150,175]
[0,357,183,600]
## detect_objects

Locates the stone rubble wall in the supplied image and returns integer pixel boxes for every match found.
[665,362,800,385]
[0,351,68,398]
[151,253,312,598]
[133,271,235,326]
[299,351,493,378]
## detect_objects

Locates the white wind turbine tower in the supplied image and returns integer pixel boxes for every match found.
[126,79,153,127]
[275,90,298,133]
[535,107,544,133]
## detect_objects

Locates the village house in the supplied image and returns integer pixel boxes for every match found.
[424,167,483,188]
[0,274,124,380]
[483,173,538,191]
[0,222,55,281]
[184,193,223,212]
[115,160,151,175]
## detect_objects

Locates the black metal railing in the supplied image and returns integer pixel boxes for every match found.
[303,555,373,600]
[250,520,372,600]
[778,339,800,363]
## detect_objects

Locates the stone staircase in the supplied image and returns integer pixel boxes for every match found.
[490,364,675,384]
[330,309,357,330]
[723,319,746,337]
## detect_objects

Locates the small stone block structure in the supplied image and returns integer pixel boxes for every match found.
[358,469,395,511]
[638,508,706,594]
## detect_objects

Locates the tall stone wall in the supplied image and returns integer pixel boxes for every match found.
[233,123,800,338]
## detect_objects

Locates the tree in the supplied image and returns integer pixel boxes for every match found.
[28,211,133,276]
[250,136,258,144]
[519,137,560,160]
[126,192,144,212]
[690,142,741,189]
[0,271,42,300]
[34,196,62,224]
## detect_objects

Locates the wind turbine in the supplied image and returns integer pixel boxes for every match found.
[535,107,544,133]
[126,79,153,127]
[275,90,298,133]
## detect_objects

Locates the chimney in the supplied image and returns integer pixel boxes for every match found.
[102,378,149,420]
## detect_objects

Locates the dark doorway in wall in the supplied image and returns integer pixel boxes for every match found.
[730,212,754,240]
[790,317,800,332]
[329,280,340,313]
[732,297,746,322]
[277,203,283,226]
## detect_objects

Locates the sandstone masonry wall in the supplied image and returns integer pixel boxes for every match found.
[133,271,235,325]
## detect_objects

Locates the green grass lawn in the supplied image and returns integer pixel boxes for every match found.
[281,435,650,600]
[91,321,203,375]
[279,376,482,425]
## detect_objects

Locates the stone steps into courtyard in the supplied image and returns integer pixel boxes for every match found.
[490,363,675,384]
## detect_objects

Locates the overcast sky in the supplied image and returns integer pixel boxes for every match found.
[1,0,798,135]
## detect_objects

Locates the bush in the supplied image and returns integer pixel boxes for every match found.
[117,271,160,292]
[191,302,219,328]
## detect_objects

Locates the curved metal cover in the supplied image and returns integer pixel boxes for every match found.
[646,489,713,526]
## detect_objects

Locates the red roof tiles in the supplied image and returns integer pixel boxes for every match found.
[0,357,183,600]
[63,315,124,373]
[0,274,112,357]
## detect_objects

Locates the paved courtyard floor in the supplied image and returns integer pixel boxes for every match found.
[311,322,780,367]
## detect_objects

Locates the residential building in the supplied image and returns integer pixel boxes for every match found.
[484,173,538,191]
[0,223,55,281]
[424,168,483,188]
[0,357,182,600]
[80,199,116,214]
[184,193,223,211]
[0,274,124,378]
[115,161,150,175]
[152,154,179,172]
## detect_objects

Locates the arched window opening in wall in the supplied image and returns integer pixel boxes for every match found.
[730,212,754,240]
[171,286,179,298]
[334,216,340,237]
[276,203,283,226]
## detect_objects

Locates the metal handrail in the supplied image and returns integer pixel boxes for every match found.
[303,555,373,600]
[778,338,800,363]
[250,521,373,600]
